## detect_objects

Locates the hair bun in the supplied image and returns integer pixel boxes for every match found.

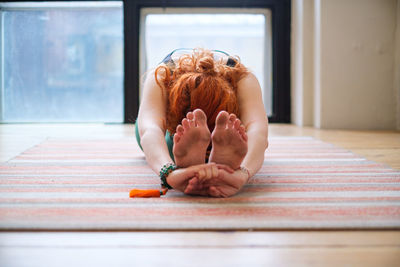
[196,56,215,74]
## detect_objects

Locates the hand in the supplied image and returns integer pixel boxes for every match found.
[184,168,249,198]
[208,168,249,197]
[166,163,234,193]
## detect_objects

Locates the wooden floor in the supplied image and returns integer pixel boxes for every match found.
[0,123,399,267]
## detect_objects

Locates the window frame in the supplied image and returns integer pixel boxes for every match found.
[125,0,291,123]
[1,0,291,123]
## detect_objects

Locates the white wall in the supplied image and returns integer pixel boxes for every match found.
[292,0,399,130]
[291,0,314,126]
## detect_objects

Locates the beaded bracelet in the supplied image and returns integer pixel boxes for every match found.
[159,163,178,189]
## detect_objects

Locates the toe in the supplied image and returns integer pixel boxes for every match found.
[241,131,248,141]
[188,119,195,128]
[239,125,247,140]
[182,118,190,129]
[233,119,241,130]
[186,112,195,127]
[186,112,194,120]
[176,125,184,134]
[228,114,236,128]
[215,111,229,129]
[193,109,207,126]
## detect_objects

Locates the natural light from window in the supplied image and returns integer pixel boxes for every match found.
[141,9,272,115]
[0,2,124,122]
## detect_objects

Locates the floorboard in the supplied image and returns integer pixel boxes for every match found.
[1,232,400,267]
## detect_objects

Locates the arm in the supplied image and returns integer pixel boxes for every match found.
[137,70,173,174]
[237,73,269,178]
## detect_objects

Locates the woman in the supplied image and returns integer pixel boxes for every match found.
[136,48,268,197]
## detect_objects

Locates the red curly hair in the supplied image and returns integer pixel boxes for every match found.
[155,49,248,134]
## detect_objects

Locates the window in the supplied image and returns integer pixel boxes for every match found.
[125,0,290,123]
[1,0,290,123]
[0,2,124,122]
[140,8,272,116]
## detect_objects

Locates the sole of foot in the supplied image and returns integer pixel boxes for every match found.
[173,109,211,168]
[209,111,248,170]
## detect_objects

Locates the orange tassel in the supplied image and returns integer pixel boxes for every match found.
[129,188,168,198]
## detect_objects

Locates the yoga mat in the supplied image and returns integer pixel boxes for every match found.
[0,137,399,230]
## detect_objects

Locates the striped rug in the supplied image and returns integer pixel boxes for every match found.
[0,137,399,230]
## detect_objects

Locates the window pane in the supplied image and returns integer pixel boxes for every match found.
[1,3,124,122]
[141,9,272,116]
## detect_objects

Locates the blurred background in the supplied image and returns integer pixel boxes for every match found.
[1,0,399,130]
[0,3,272,122]
[1,3,124,122]
[141,9,272,116]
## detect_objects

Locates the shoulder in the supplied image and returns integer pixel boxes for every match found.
[237,72,262,93]
[141,68,167,101]
[236,72,263,111]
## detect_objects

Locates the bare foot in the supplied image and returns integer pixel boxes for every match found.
[209,111,248,170]
[173,109,211,168]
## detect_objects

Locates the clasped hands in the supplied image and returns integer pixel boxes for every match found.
[166,163,248,197]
